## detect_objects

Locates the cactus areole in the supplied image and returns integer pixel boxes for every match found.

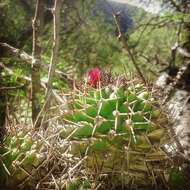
[87,68,101,87]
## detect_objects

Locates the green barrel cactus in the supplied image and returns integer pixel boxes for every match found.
[61,83,170,189]
[0,130,45,187]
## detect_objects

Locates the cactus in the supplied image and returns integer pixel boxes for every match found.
[61,83,170,189]
[0,130,45,187]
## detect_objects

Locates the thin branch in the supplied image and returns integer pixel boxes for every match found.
[0,42,32,63]
[46,0,62,92]
[0,42,73,86]
[113,13,146,84]
[34,0,62,128]
[0,86,25,90]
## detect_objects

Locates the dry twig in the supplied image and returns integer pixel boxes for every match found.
[112,13,147,84]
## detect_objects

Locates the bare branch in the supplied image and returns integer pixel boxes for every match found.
[46,0,62,91]
[113,13,147,84]
[0,86,25,91]
[0,42,73,84]
[0,42,32,63]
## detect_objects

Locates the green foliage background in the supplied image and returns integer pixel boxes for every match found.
[1,0,186,83]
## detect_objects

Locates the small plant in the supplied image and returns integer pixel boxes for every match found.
[0,130,45,187]
[61,82,170,189]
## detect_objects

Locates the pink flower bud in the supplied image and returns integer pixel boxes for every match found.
[87,68,101,87]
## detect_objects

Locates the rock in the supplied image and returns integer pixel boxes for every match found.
[156,70,190,160]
